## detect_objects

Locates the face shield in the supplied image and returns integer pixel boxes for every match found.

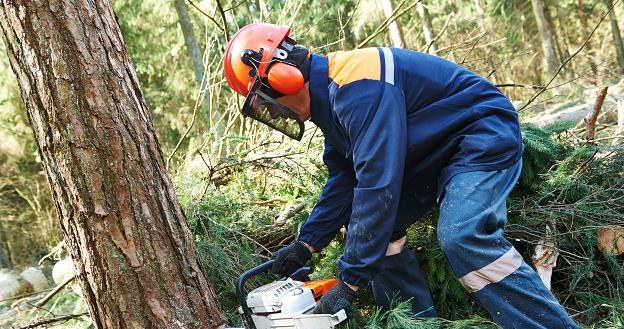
[242,77,305,140]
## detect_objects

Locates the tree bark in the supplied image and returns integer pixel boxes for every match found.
[0,1,225,328]
[604,0,624,72]
[417,1,436,53]
[379,0,406,48]
[531,0,559,77]
[0,227,10,268]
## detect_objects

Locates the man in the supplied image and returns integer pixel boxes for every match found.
[223,23,578,329]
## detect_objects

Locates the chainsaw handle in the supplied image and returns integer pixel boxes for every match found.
[236,260,312,329]
[236,260,274,329]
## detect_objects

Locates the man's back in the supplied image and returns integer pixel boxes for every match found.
[317,47,523,198]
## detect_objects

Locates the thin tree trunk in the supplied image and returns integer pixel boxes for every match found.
[0,1,225,328]
[0,227,10,268]
[417,1,436,53]
[574,0,598,76]
[604,0,624,72]
[472,0,499,83]
[174,0,221,133]
[543,2,564,64]
[549,0,574,79]
[379,0,406,48]
[473,0,486,34]
[531,0,560,78]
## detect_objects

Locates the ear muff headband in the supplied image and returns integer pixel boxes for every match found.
[242,44,309,97]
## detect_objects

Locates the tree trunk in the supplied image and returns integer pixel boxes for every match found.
[0,1,225,328]
[549,0,575,79]
[473,0,486,34]
[531,0,559,77]
[417,1,436,53]
[574,0,598,76]
[379,0,406,48]
[604,0,624,72]
[0,227,10,268]
[174,0,223,136]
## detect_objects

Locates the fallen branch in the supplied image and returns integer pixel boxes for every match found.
[17,312,89,329]
[246,198,288,206]
[0,288,53,304]
[585,87,609,140]
[274,202,306,226]
[29,275,75,314]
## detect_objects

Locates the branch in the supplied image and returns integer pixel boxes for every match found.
[222,0,246,12]
[18,312,89,329]
[358,0,421,48]
[186,0,228,37]
[214,0,230,41]
[585,87,608,140]
[496,83,544,89]
[30,275,75,313]
[425,12,453,54]
[38,240,65,265]
[518,0,618,112]
[167,101,199,169]
[0,288,53,304]
[274,202,306,226]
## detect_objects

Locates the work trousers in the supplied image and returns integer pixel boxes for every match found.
[371,160,578,329]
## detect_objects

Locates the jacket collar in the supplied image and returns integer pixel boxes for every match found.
[308,54,332,130]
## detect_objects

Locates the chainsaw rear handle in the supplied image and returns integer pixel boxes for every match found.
[236,260,312,329]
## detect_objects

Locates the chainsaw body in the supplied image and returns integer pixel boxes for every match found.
[233,260,347,329]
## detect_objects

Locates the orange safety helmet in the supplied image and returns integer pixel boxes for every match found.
[224,23,305,96]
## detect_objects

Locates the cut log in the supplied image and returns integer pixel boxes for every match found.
[532,225,558,291]
[597,226,624,255]
[532,239,558,290]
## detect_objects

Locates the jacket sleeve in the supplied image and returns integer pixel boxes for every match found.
[298,140,356,251]
[335,80,407,287]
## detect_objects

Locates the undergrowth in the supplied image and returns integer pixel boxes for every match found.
[173,122,624,328]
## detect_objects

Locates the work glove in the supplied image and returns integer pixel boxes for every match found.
[313,280,358,317]
[271,241,312,277]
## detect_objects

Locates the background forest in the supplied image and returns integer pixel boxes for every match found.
[1,0,623,328]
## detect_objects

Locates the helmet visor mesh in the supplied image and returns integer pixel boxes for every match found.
[242,79,304,140]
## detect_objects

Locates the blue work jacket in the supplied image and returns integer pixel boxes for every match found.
[298,47,523,287]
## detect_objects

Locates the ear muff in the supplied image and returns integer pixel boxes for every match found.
[266,63,304,95]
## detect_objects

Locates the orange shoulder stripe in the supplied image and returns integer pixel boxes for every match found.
[327,48,381,87]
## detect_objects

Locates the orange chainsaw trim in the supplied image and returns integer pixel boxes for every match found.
[302,279,338,300]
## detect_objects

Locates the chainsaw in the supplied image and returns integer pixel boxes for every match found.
[229,260,347,329]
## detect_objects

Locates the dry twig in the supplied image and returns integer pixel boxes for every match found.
[585,87,608,140]
[274,202,306,226]
[17,312,89,329]
[28,276,75,314]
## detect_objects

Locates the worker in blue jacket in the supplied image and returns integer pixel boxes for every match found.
[223,23,578,329]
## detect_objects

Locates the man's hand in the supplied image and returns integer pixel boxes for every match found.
[271,241,312,277]
[313,280,358,317]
